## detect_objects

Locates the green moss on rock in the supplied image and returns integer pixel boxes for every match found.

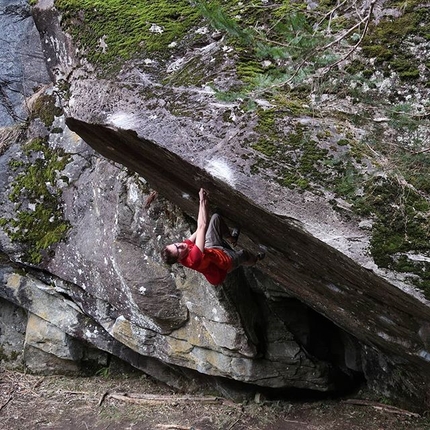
[30,93,62,128]
[353,177,430,295]
[55,0,201,69]
[1,137,71,265]
[362,2,429,81]
[252,110,333,191]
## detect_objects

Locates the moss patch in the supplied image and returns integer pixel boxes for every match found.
[250,104,430,297]
[55,0,201,70]
[0,137,71,265]
[250,108,370,197]
[353,177,430,296]
[251,110,339,192]
[362,2,429,81]
[30,93,62,128]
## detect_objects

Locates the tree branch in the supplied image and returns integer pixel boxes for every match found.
[249,0,376,94]
[324,0,376,72]
[343,399,421,418]
[313,0,349,34]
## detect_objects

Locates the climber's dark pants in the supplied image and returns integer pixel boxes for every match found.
[204,214,249,271]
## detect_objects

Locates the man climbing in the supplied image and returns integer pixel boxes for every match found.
[161,188,264,286]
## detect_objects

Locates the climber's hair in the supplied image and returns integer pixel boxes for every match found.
[161,246,179,265]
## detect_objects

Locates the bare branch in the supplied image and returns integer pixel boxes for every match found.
[343,399,421,418]
[107,393,224,405]
[156,426,200,430]
[321,15,368,51]
[248,0,376,95]
[313,0,349,34]
[323,0,376,72]
[413,147,430,155]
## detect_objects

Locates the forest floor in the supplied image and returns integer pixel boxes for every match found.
[1,369,429,430]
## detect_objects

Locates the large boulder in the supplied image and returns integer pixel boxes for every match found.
[0,0,429,411]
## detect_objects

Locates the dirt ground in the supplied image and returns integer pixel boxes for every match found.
[1,368,429,430]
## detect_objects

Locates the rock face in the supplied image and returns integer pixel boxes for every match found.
[1,0,430,412]
[0,0,50,126]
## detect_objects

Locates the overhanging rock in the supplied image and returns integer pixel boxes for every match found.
[66,116,430,380]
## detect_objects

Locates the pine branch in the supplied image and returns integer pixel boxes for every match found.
[198,0,378,101]
[254,1,376,92]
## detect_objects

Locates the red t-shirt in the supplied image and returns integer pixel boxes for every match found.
[179,240,233,285]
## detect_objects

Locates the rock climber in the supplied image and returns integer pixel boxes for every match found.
[161,188,264,285]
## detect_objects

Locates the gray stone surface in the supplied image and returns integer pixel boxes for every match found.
[0,0,50,126]
[0,298,26,369]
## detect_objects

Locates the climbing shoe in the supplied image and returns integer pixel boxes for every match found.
[231,227,240,246]
[257,252,265,261]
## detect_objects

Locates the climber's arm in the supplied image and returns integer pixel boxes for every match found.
[194,188,209,252]
[186,188,209,250]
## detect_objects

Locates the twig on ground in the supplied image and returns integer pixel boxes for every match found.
[98,391,110,407]
[0,394,13,412]
[156,425,200,430]
[107,393,222,406]
[61,390,92,396]
[227,413,243,430]
[32,377,45,390]
[343,399,421,418]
